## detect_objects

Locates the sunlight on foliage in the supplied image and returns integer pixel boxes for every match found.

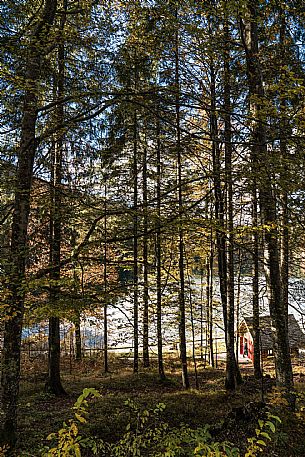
[245,413,281,457]
[42,388,100,457]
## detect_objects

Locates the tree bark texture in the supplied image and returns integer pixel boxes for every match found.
[46,316,66,395]
[0,0,58,447]
[156,109,165,380]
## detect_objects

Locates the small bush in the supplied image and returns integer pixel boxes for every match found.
[42,388,100,456]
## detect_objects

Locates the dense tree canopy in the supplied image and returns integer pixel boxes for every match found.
[0,0,305,451]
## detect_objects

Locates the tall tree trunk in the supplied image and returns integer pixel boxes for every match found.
[133,110,139,374]
[45,18,67,395]
[223,21,242,389]
[252,189,262,378]
[46,167,65,396]
[210,62,228,345]
[206,235,214,367]
[156,107,165,380]
[280,191,289,325]
[279,10,289,327]
[75,314,82,361]
[186,255,199,388]
[235,247,242,364]
[200,267,204,361]
[103,181,109,373]
[72,236,82,362]
[142,146,150,368]
[210,56,233,384]
[46,316,65,395]
[240,2,294,397]
[0,0,57,447]
[175,18,190,389]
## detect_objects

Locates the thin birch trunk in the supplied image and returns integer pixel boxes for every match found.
[142,146,150,368]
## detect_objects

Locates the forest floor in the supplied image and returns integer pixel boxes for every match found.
[15,355,305,456]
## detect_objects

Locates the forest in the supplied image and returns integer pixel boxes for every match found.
[0,0,305,455]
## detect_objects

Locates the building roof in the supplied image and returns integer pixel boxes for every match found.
[241,314,305,350]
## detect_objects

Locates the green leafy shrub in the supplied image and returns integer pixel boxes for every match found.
[97,400,280,457]
[42,388,100,456]
[245,413,281,457]
[43,392,281,457]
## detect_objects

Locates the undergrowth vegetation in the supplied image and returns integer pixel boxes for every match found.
[41,388,281,457]
[4,358,305,457]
